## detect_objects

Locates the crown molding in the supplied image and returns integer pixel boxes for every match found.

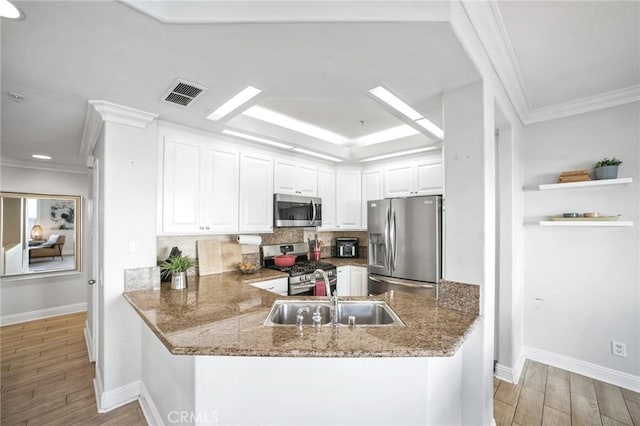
[525,85,640,124]
[0,158,89,175]
[462,0,640,126]
[88,100,158,129]
[79,101,159,160]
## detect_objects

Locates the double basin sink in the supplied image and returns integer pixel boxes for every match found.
[264,299,404,327]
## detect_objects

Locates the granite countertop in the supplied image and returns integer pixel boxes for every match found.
[123,270,480,358]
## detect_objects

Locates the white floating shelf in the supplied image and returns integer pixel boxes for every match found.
[539,221,634,227]
[538,177,632,190]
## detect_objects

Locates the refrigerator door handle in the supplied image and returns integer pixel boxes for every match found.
[391,210,397,271]
[384,206,391,270]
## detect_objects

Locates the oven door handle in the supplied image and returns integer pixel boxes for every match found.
[294,283,317,290]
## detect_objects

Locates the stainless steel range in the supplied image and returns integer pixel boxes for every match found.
[261,243,337,296]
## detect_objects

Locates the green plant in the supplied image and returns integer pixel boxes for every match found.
[595,157,623,168]
[160,254,197,273]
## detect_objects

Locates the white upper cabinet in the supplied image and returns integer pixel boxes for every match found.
[274,157,318,196]
[384,158,442,198]
[415,161,443,195]
[336,168,362,230]
[317,167,336,231]
[361,167,384,230]
[201,144,240,233]
[239,151,274,233]
[161,129,239,234]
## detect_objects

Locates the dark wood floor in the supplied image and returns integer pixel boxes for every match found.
[1,312,147,426]
[494,359,640,425]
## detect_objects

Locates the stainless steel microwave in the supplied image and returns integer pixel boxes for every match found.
[273,194,322,228]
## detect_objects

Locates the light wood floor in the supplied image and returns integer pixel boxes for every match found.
[494,359,640,426]
[4,312,639,426]
[1,312,147,426]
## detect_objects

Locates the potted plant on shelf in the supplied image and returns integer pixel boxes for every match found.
[160,254,197,290]
[594,157,622,180]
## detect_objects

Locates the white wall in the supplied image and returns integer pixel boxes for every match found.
[443,81,496,425]
[523,102,640,380]
[95,116,158,409]
[0,165,89,322]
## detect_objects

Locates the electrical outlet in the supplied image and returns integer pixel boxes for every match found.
[611,341,627,357]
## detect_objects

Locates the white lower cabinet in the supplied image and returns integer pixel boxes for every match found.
[349,266,368,296]
[336,265,367,296]
[239,151,274,233]
[336,266,351,296]
[250,277,288,296]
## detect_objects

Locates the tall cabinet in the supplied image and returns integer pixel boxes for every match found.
[336,168,362,230]
[239,152,274,233]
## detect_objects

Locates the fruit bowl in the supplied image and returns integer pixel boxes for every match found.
[237,262,261,274]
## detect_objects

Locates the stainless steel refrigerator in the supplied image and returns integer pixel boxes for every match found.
[367,195,442,297]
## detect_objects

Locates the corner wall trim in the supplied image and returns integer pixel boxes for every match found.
[0,303,87,326]
[138,381,166,426]
[525,346,640,393]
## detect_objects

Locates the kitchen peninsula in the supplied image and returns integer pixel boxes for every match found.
[124,267,479,425]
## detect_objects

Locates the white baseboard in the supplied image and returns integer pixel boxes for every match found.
[525,346,640,393]
[495,363,514,383]
[84,320,95,362]
[93,367,141,413]
[139,381,165,426]
[494,351,525,384]
[0,302,87,326]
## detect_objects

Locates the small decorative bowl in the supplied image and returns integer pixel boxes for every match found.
[583,212,600,218]
[237,263,260,274]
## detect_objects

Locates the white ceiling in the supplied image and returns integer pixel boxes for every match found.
[1,1,638,169]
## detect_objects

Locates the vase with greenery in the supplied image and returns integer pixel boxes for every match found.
[594,157,622,180]
[160,255,197,290]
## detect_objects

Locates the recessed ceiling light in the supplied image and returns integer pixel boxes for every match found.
[369,85,444,141]
[360,146,440,163]
[32,154,52,160]
[206,86,261,121]
[243,106,348,145]
[292,148,342,162]
[416,118,444,139]
[369,86,423,121]
[355,125,419,146]
[0,0,20,19]
[222,129,293,150]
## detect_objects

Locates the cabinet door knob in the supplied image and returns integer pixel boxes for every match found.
[88,279,96,285]
[199,226,204,230]
[205,226,210,230]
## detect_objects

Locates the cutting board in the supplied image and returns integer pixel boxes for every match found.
[197,240,222,276]
[197,240,243,275]
[220,241,242,272]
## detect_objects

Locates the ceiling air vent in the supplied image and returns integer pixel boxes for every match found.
[162,79,207,107]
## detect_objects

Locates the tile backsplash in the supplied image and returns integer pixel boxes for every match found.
[157,228,367,262]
